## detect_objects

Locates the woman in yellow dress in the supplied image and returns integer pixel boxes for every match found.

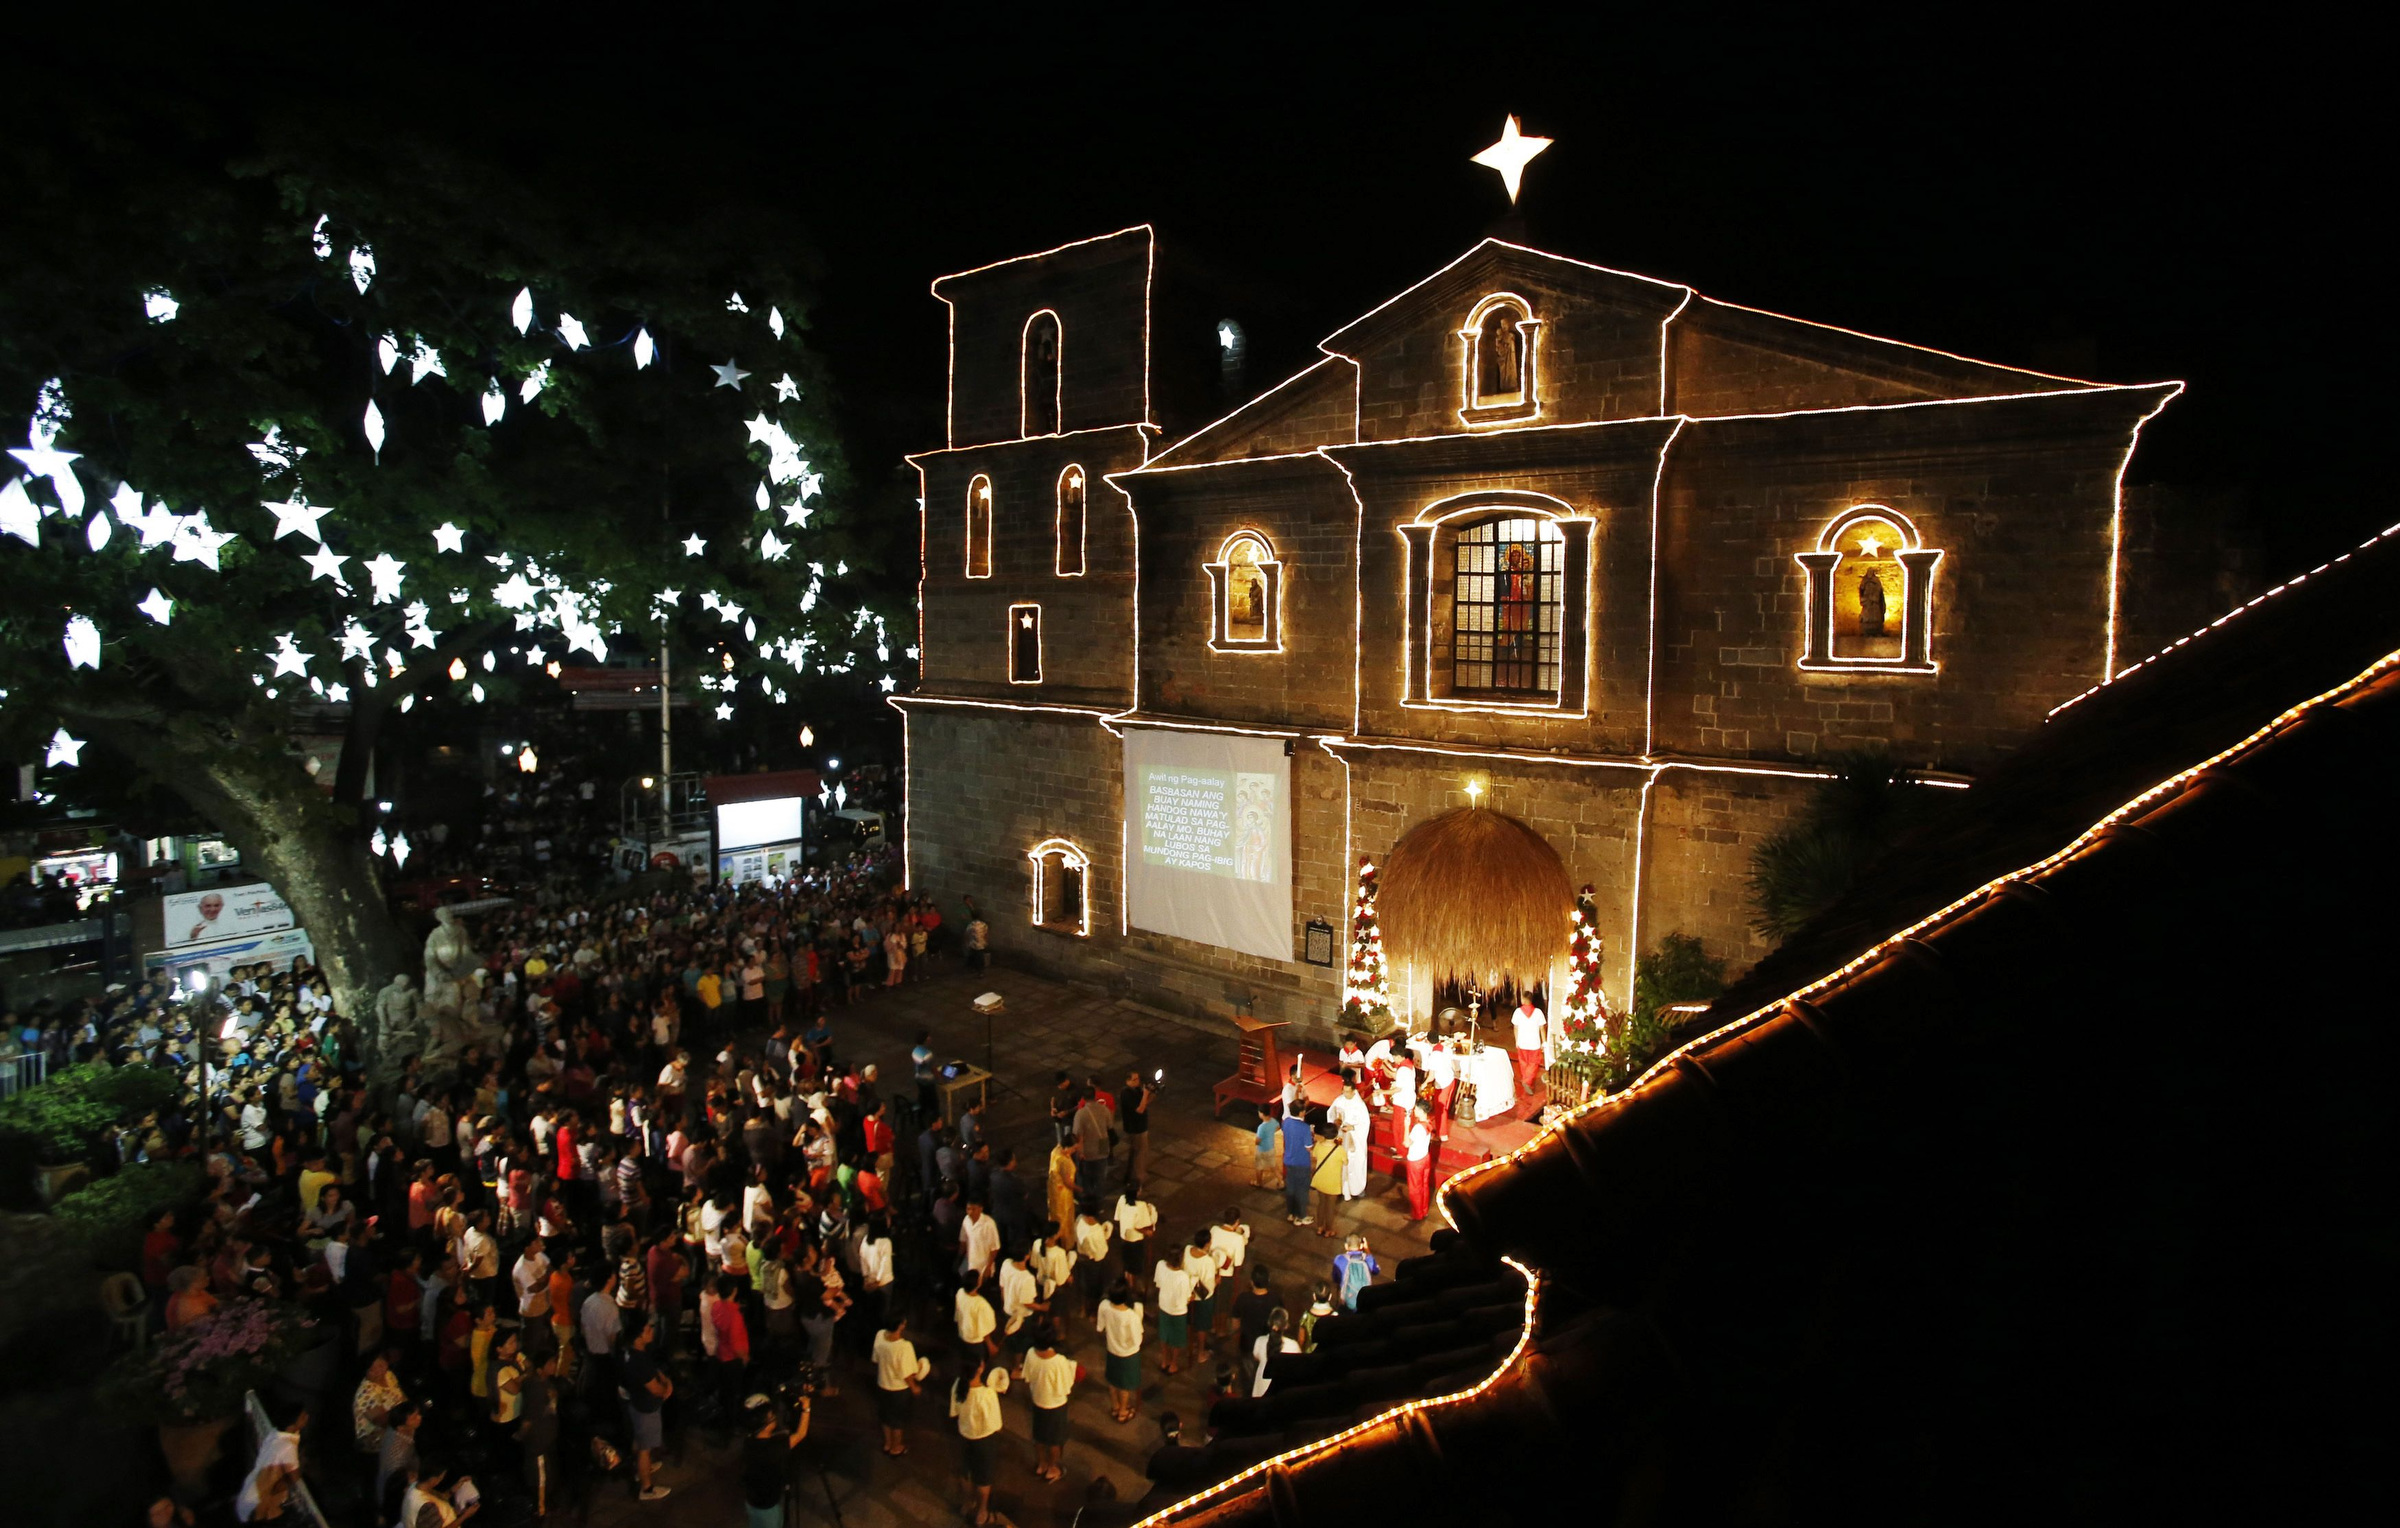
[1047,1139,1079,1235]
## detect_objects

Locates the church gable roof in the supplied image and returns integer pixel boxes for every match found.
[1317,238,1692,359]
[1140,355,1359,470]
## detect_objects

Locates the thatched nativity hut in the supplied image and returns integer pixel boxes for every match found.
[1376,807,1574,1024]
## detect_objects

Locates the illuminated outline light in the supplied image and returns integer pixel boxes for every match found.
[1129,1255,1542,1528]
[1006,603,1042,685]
[1055,464,1088,577]
[1204,528,1284,653]
[930,224,1156,450]
[1021,308,1063,439]
[1456,291,1543,429]
[1795,504,1943,675]
[965,475,993,579]
[1400,495,1588,716]
[1027,836,1092,937]
[1432,641,2400,1244]
[2052,517,2400,718]
[2104,384,2189,678]
[1641,416,1689,755]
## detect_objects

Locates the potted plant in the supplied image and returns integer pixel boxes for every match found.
[100,1298,312,1496]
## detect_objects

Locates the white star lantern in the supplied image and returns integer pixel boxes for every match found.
[432,521,465,553]
[138,588,174,625]
[409,341,446,385]
[266,498,328,542]
[682,533,707,556]
[773,374,800,402]
[512,287,534,334]
[482,382,506,426]
[86,510,111,552]
[715,703,734,720]
[711,360,750,390]
[63,613,101,670]
[363,401,385,459]
[781,501,812,529]
[9,441,84,521]
[492,573,539,610]
[759,529,789,561]
[171,513,234,570]
[634,328,655,370]
[1472,114,1552,204]
[270,635,313,678]
[558,313,590,350]
[304,544,351,588]
[47,728,85,767]
[363,552,406,603]
[378,334,401,374]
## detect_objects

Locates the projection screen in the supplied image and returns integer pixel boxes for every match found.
[1122,727,1292,961]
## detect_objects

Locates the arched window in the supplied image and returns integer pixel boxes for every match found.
[1402,495,1591,712]
[1796,506,1943,673]
[1448,514,1564,694]
[964,475,993,579]
[1055,464,1087,576]
[1204,530,1282,652]
[1458,293,1541,426]
[1028,837,1090,936]
[1022,310,1061,437]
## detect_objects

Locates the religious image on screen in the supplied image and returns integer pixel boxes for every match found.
[1124,729,1293,961]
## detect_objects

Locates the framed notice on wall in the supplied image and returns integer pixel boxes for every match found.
[1303,918,1336,967]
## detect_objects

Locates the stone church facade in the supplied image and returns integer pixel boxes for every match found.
[898,225,2177,1040]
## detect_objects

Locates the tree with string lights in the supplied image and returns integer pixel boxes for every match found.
[0,111,905,1039]
[1341,857,1392,1027]
[1555,884,1613,1100]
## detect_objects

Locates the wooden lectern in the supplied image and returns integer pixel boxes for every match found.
[1213,1012,1291,1118]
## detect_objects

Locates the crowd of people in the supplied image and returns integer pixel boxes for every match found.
[19,810,1416,1527]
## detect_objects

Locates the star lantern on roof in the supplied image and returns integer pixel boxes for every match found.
[1472,114,1552,204]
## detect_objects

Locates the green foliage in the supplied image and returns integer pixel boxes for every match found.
[53,1161,206,1268]
[0,1062,175,1164]
[1632,932,1727,1025]
[1749,752,1930,941]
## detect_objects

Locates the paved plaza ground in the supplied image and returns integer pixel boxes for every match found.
[585,958,1443,1528]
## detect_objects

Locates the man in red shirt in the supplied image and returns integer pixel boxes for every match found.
[862,1101,896,1186]
[387,1247,424,1353]
[645,1229,686,1360]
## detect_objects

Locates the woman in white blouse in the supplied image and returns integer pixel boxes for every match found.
[953,1267,998,1360]
[1099,1277,1145,1422]
[872,1314,931,1457]
[949,1351,1009,1526]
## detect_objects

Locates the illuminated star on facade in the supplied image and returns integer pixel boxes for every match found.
[1472,114,1552,204]
[1019,612,1034,628]
[711,360,751,390]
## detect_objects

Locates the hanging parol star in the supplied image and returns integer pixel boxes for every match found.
[303,544,351,587]
[511,287,534,334]
[270,636,313,678]
[715,702,734,720]
[63,613,101,670]
[557,313,590,350]
[711,360,751,390]
[86,509,112,552]
[9,442,84,521]
[266,499,329,542]
[633,328,656,370]
[46,727,84,767]
[682,534,707,556]
[172,514,235,570]
[780,501,813,529]
[1472,114,1552,204]
[363,552,407,603]
[432,521,465,553]
[138,588,173,624]
[772,374,800,402]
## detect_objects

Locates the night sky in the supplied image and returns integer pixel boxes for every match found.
[46,19,2378,577]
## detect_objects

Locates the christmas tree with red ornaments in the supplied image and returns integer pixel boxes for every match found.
[1342,857,1392,1024]
[1557,885,1612,1088]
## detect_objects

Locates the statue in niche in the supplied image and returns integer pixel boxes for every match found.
[1477,307,1523,399]
[1856,567,1888,639]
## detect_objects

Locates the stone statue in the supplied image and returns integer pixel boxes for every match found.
[418,907,486,1067]
[373,973,420,1056]
[1857,567,1888,639]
